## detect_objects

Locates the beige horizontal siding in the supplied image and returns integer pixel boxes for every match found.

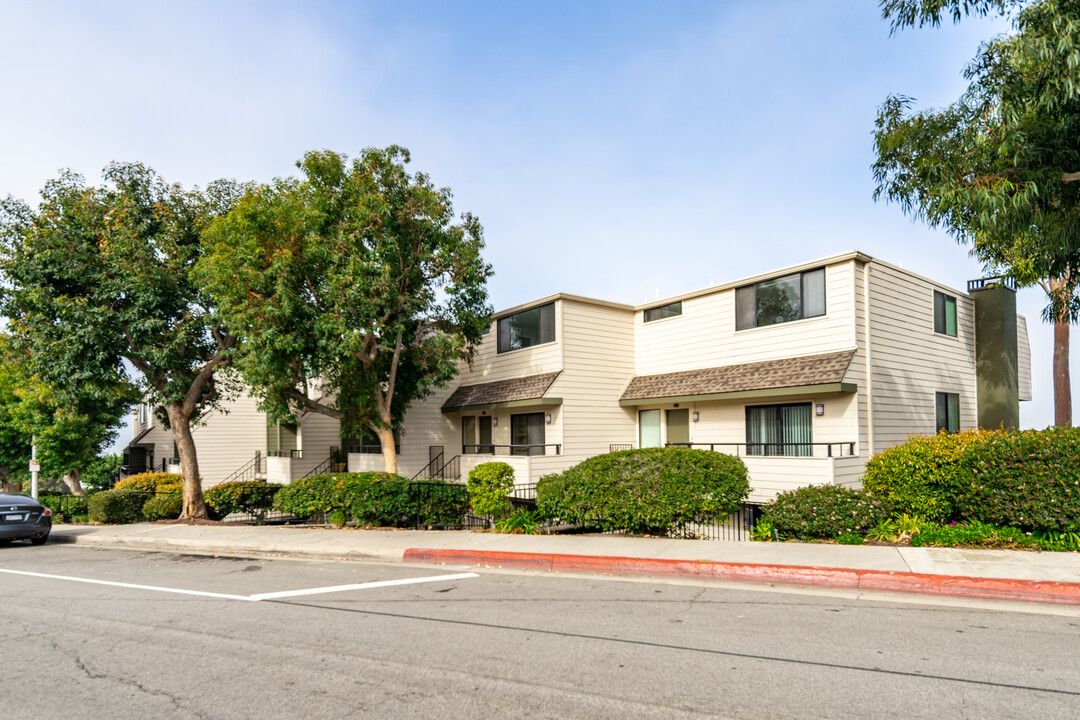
[634,261,857,376]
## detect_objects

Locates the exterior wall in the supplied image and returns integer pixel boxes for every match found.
[293,412,341,478]
[190,394,268,487]
[455,302,563,385]
[634,261,858,375]
[865,261,978,451]
[548,300,637,467]
[1017,314,1032,402]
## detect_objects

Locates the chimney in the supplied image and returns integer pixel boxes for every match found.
[968,277,1019,429]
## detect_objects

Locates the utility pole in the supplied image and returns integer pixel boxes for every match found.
[30,435,39,499]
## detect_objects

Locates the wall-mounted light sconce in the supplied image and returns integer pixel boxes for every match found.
[545,413,552,424]
[815,404,824,416]
[492,417,498,427]
[692,411,699,422]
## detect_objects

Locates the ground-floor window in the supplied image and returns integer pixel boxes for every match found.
[511,412,546,456]
[935,392,960,433]
[745,403,812,457]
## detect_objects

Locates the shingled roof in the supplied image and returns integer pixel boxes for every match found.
[620,350,856,403]
[442,371,562,412]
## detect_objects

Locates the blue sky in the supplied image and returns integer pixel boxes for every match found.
[3,1,1059,433]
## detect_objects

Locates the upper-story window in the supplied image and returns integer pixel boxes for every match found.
[498,302,555,353]
[644,301,682,323]
[735,267,826,330]
[933,290,957,337]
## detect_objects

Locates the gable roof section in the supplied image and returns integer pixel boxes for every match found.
[620,350,857,405]
[442,371,563,412]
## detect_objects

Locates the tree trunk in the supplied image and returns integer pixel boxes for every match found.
[61,469,86,496]
[166,403,209,519]
[376,425,398,474]
[0,468,17,493]
[1054,317,1072,427]
[1048,275,1074,427]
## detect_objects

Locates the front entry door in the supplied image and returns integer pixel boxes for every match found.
[666,409,690,446]
[639,409,661,448]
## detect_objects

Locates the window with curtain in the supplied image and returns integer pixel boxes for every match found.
[935,392,960,433]
[510,412,546,455]
[933,290,958,337]
[745,403,813,456]
[735,268,826,330]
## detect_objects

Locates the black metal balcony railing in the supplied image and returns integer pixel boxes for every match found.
[267,449,303,458]
[967,276,1017,292]
[665,442,857,458]
[461,443,562,457]
[347,444,400,454]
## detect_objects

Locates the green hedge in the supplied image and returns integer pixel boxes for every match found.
[205,480,277,519]
[39,495,90,523]
[272,472,468,527]
[88,489,147,524]
[114,472,182,494]
[535,447,750,535]
[142,493,182,521]
[765,484,890,540]
[863,427,1080,532]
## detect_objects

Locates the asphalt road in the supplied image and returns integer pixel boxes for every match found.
[2,544,1078,720]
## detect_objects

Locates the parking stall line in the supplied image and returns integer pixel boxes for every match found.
[246,572,479,601]
[0,567,478,602]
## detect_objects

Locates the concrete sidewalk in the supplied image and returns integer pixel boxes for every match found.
[49,523,1080,605]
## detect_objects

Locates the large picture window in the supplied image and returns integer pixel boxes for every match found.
[498,302,555,353]
[735,268,826,330]
[745,403,812,457]
[933,290,958,337]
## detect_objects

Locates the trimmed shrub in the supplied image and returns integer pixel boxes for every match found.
[861,433,969,522]
[273,472,469,527]
[535,447,750,535]
[765,484,889,540]
[142,492,182,521]
[328,510,347,528]
[467,462,515,518]
[909,520,1034,550]
[863,427,1080,532]
[272,473,364,517]
[346,474,469,528]
[205,480,277,519]
[115,472,182,495]
[39,495,90,523]
[88,489,147,524]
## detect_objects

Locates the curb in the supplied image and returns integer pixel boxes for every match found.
[58,533,405,563]
[403,548,1080,606]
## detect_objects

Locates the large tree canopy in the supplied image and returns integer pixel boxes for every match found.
[873,0,1080,425]
[0,165,243,516]
[0,334,131,495]
[199,147,492,473]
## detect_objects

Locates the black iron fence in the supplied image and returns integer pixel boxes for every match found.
[411,454,461,483]
[461,443,562,456]
[267,449,303,458]
[666,441,857,458]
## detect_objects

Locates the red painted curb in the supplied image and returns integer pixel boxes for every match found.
[402,548,1080,606]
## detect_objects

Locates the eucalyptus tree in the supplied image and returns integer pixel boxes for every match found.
[199,147,492,473]
[873,0,1080,424]
[0,165,242,516]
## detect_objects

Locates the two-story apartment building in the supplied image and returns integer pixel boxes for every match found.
[122,251,1032,503]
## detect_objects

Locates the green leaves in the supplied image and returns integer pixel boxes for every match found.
[200,147,493,469]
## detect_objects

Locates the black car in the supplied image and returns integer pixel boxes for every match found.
[0,493,52,545]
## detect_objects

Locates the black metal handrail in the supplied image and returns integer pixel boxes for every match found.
[461,443,561,456]
[267,449,303,458]
[221,452,265,484]
[412,454,461,483]
[665,442,857,458]
[301,451,347,479]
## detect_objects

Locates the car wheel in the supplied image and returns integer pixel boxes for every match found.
[29,535,48,546]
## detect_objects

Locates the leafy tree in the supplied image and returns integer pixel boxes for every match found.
[199,147,492,473]
[0,336,129,494]
[873,0,1080,425]
[0,165,243,517]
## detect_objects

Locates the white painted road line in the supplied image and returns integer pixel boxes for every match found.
[247,573,480,601]
[0,568,479,602]
[0,567,252,601]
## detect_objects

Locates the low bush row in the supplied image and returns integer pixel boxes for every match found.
[536,447,750,535]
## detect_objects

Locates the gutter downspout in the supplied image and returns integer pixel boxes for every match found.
[862,260,875,457]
